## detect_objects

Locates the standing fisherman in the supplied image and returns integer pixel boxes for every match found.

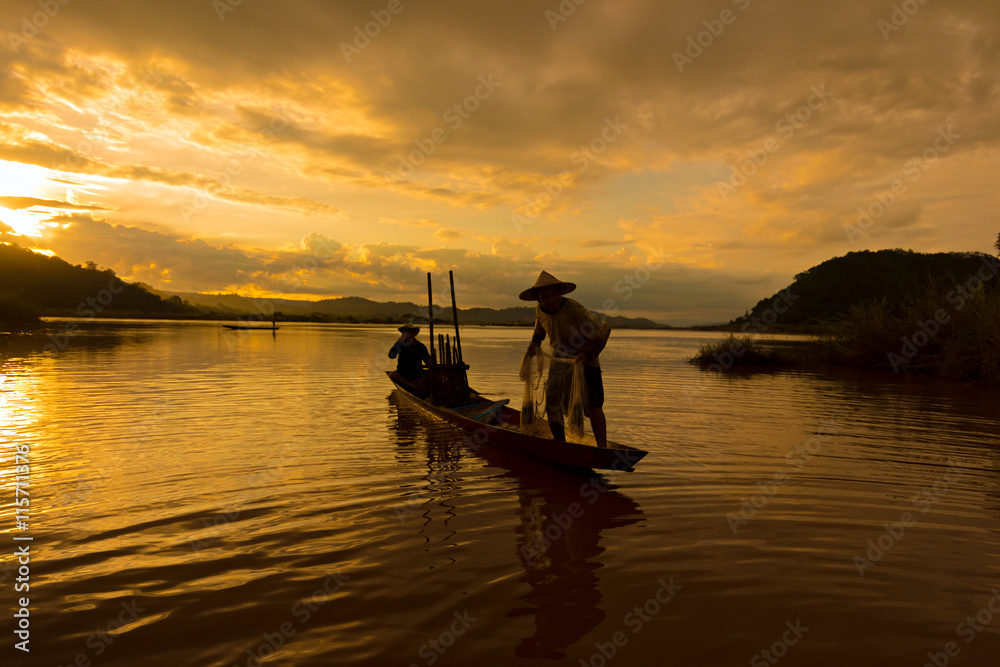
[522,271,611,447]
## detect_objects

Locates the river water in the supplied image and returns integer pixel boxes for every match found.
[1,320,998,666]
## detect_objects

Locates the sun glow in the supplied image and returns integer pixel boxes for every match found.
[0,207,50,238]
[0,160,53,198]
[0,159,61,237]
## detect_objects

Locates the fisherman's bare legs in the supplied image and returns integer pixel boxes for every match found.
[590,406,607,448]
[548,420,566,441]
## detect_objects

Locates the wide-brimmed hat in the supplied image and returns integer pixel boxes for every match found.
[518,270,577,301]
[398,323,420,334]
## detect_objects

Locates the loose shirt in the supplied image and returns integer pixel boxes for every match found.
[531,297,611,367]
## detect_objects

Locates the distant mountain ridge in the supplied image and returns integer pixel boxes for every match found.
[156,289,665,328]
[0,244,664,328]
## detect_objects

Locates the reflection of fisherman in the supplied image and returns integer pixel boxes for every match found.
[522,271,611,447]
[389,324,430,396]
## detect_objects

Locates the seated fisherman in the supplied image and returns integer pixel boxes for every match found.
[389,323,430,395]
[521,271,611,447]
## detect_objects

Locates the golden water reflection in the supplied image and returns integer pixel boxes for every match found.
[386,390,644,660]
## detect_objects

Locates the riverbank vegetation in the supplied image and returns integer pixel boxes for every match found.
[826,274,1000,383]
[696,242,1000,384]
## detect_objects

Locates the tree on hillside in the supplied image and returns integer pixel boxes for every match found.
[995,232,999,255]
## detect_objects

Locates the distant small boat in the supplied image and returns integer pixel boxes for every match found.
[222,325,279,330]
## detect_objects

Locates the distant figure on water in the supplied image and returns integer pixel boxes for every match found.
[522,271,611,447]
[389,324,430,396]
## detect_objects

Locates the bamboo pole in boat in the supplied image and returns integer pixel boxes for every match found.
[449,271,463,363]
[427,272,435,364]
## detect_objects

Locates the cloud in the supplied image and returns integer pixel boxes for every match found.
[0,1,997,322]
[377,217,438,228]
[300,232,342,256]
[29,211,755,323]
[434,227,463,241]
[578,238,634,248]
[0,196,110,211]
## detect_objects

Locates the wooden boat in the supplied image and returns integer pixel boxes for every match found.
[222,325,279,330]
[387,371,648,472]
[224,313,279,330]
[388,270,648,472]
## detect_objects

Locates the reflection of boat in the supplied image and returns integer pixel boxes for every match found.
[508,467,643,660]
[386,390,644,661]
[388,372,648,472]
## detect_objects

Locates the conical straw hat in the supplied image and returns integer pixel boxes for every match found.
[518,270,577,301]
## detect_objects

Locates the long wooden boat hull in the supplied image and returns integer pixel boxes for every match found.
[387,372,648,472]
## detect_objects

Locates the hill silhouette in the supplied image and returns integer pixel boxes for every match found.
[0,242,196,323]
[732,249,999,328]
[161,290,663,328]
[0,244,664,328]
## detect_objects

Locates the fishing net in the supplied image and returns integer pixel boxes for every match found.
[519,348,589,442]
[519,349,550,438]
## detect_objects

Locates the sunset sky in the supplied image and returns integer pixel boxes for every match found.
[1,0,997,324]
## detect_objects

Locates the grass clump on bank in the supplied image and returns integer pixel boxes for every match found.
[690,334,787,369]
